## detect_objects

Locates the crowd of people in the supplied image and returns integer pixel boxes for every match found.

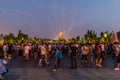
[0,42,120,79]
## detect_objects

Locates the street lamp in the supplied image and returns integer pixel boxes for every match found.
[87,37,89,43]
[104,33,107,38]
[22,37,24,41]
[21,37,24,43]
[104,33,107,43]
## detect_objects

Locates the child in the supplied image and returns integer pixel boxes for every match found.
[0,55,8,79]
[52,47,63,71]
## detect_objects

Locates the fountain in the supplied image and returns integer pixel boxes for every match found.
[110,31,119,43]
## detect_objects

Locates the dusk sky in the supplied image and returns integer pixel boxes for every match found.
[0,0,120,39]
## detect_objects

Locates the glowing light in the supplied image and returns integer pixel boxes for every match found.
[104,33,107,38]
[22,37,24,40]
[58,32,63,40]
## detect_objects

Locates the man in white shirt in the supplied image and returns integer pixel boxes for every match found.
[24,44,30,61]
[81,44,89,63]
[38,44,49,66]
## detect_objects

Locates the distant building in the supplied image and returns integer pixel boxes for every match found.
[58,32,63,40]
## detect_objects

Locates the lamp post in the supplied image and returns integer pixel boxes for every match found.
[21,37,24,43]
[104,33,107,43]
[104,33,107,38]
[87,37,89,43]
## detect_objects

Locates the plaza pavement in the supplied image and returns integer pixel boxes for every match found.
[4,55,120,80]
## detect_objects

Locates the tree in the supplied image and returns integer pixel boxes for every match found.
[4,33,16,43]
[100,31,111,43]
[16,30,29,43]
[84,30,97,43]
[76,36,80,41]
[0,34,4,44]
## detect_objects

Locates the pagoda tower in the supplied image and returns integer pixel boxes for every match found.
[58,32,63,40]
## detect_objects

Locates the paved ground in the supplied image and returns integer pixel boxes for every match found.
[4,54,120,80]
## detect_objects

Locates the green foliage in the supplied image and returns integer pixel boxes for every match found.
[4,33,16,43]
[16,30,28,43]
[1,30,120,44]
[84,30,97,43]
